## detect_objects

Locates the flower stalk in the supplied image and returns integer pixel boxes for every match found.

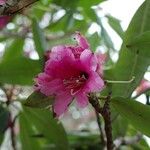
[105,76,135,84]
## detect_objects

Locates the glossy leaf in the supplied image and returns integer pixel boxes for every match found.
[110,0,150,97]
[22,106,69,150]
[111,97,150,137]
[24,91,54,108]
[0,57,41,85]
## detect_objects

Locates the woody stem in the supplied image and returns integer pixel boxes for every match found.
[89,93,114,150]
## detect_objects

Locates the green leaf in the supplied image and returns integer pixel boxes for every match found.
[78,0,105,9]
[127,31,150,57]
[24,91,54,108]
[22,106,69,150]
[0,105,9,133]
[2,39,24,61]
[0,57,41,85]
[0,134,3,145]
[112,115,128,139]
[88,33,101,52]
[111,97,150,137]
[52,0,77,9]
[0,105,9,144]
[68,132,103,149]
[52,0,105,10]
[31,4,46,20]
[110,0,150,97]
[19,112,42,150]
[47,13,87,33]
[106,15,124,38]
[40,0,51,5]
[32,18,46,60]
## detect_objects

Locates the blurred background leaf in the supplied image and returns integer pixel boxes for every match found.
[20,106,69,150]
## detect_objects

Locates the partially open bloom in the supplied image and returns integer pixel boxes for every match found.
[0,16,11,29]
[135,79,150,96]
[35,33,105,116]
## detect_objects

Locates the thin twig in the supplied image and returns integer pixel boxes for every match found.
[9,115,16,150]
[95,110,105,145]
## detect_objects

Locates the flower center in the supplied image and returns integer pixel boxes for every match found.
[63,72,88,95]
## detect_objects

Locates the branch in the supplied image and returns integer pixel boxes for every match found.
[0,0,39,15]
[89,93,114,150]
[9,115,16,150]
[101,92,114,150]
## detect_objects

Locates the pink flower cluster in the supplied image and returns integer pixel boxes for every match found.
[35,33,105,116]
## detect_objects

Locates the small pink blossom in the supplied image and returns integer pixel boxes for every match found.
[136,79,150,95]
[0,16,11,29]
[35,33,104,116]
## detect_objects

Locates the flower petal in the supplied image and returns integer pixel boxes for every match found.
[80,49,97,71]
[35,73,64,96]
[75,32,89,49]
[50,45,74,61]
[85,72,104,92]
[54,92,73,116]
[76,92,88,108]
[40,79,64,96]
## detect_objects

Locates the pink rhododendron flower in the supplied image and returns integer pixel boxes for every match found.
[0,0,6,5]
[0,16,11,29]
[35,33,104,116]
[136,79,150,95]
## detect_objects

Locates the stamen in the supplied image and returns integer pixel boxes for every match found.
[63,73,88,95]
